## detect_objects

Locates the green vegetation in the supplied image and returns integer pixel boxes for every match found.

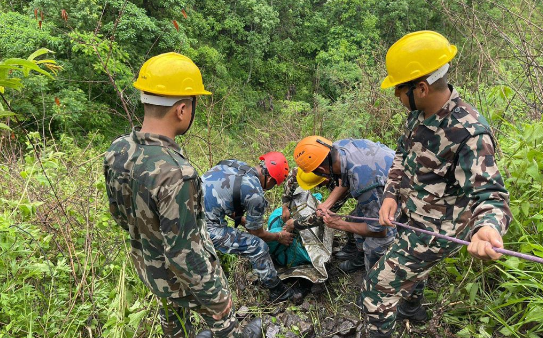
[1,0,542,337]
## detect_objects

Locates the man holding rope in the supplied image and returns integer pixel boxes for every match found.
[359,31,512,338]
[293,137,397,273]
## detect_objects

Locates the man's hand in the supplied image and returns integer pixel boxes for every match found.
[322,211,343,230]
[468,226,504,260]
[283,218,295,232]
[277,230,294,246]
[281,204,291,222]
[379,197,398,227]
[212,296,232,320]
[316,203,331,218]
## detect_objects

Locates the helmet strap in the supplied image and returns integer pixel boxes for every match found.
[406,82,417,111]
[327,151,339,187]
[260,162,270,190]
[180,96,197,135]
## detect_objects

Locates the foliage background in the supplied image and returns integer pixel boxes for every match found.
[1,0,542,337]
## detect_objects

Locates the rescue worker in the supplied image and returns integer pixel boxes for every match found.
[360,31,512,338]
[201,152,302,303]
[104,53,262,338]
[293,136,397,273]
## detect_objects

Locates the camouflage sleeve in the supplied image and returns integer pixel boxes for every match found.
[383,137,405,200]
[282,168,299,204]
[107,198,129,231]
[456,134,512,238]
[104,167,129,231]
[244,193,268,230]
[157,173,230,312]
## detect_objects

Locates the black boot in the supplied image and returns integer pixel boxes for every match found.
[335,234,357,260]
[242,317,263,338]
[339,249,365,273]
[396,298,428,323]
[195,330,212,338]
[268,280,302,303]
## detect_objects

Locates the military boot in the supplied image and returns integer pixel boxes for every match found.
[339,249,365,273]
[195,330,212,338]
[242,317,263,338]
[335,234,357,260]
[268,280,303,303]
[396,298,428,324]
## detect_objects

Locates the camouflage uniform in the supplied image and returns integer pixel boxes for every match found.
[286,139,397,270]
[360,87,512,336]
[332,139,397,269]
[201,160,280,288]
[104,128,242,338]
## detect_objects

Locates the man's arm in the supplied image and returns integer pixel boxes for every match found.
[281,168,299,221]
[158,173,231,316]
[317,184,349,214]
[379,145,405,226]
[247,227,294,246]
[244,185,294,246]
[281,168,298,205]
[322,212,386,237]
[456,134,512,259]
[104,169,129,231]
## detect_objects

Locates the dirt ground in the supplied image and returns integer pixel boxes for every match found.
[224,232,457,338]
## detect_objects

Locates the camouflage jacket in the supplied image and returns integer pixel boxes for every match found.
[282,167,349,229]
[334,139,395,200]
[104,128,230,305]
[201,160,268,230]
[384,87,512,238]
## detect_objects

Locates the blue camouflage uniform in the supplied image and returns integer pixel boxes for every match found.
[334,139,397,269]
[201,160,280,288]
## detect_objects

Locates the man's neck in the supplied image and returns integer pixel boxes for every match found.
[331,150,341,175]
[255,166,266,189]
[140,118,176,140]
[422,87,452,118]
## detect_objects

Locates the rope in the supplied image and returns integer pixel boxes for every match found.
[326,212,543,264]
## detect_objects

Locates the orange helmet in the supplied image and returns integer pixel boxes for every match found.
[293,136,333,173]
[259,152,289,185]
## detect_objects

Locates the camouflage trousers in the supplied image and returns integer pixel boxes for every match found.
[159,298,243,338]
[208,225,278,288]
[359,215,465,335]
[349,187,397,271]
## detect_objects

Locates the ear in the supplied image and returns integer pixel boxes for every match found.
[417,81,430,98]
[173,102,186,121]
[315,165,327,174]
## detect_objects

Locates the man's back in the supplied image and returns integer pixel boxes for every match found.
[334,138,395,198]
[201,160,268,230]
[104,129,219,299]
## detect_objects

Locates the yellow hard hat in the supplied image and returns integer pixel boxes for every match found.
[381,31,457,89]
[296,169,326,190]
[293,135,333,173]
[133,52,212,96]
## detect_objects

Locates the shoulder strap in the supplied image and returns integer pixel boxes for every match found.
[218,160,253,227]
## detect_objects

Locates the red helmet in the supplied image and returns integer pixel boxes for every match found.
[259,152,289,185]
